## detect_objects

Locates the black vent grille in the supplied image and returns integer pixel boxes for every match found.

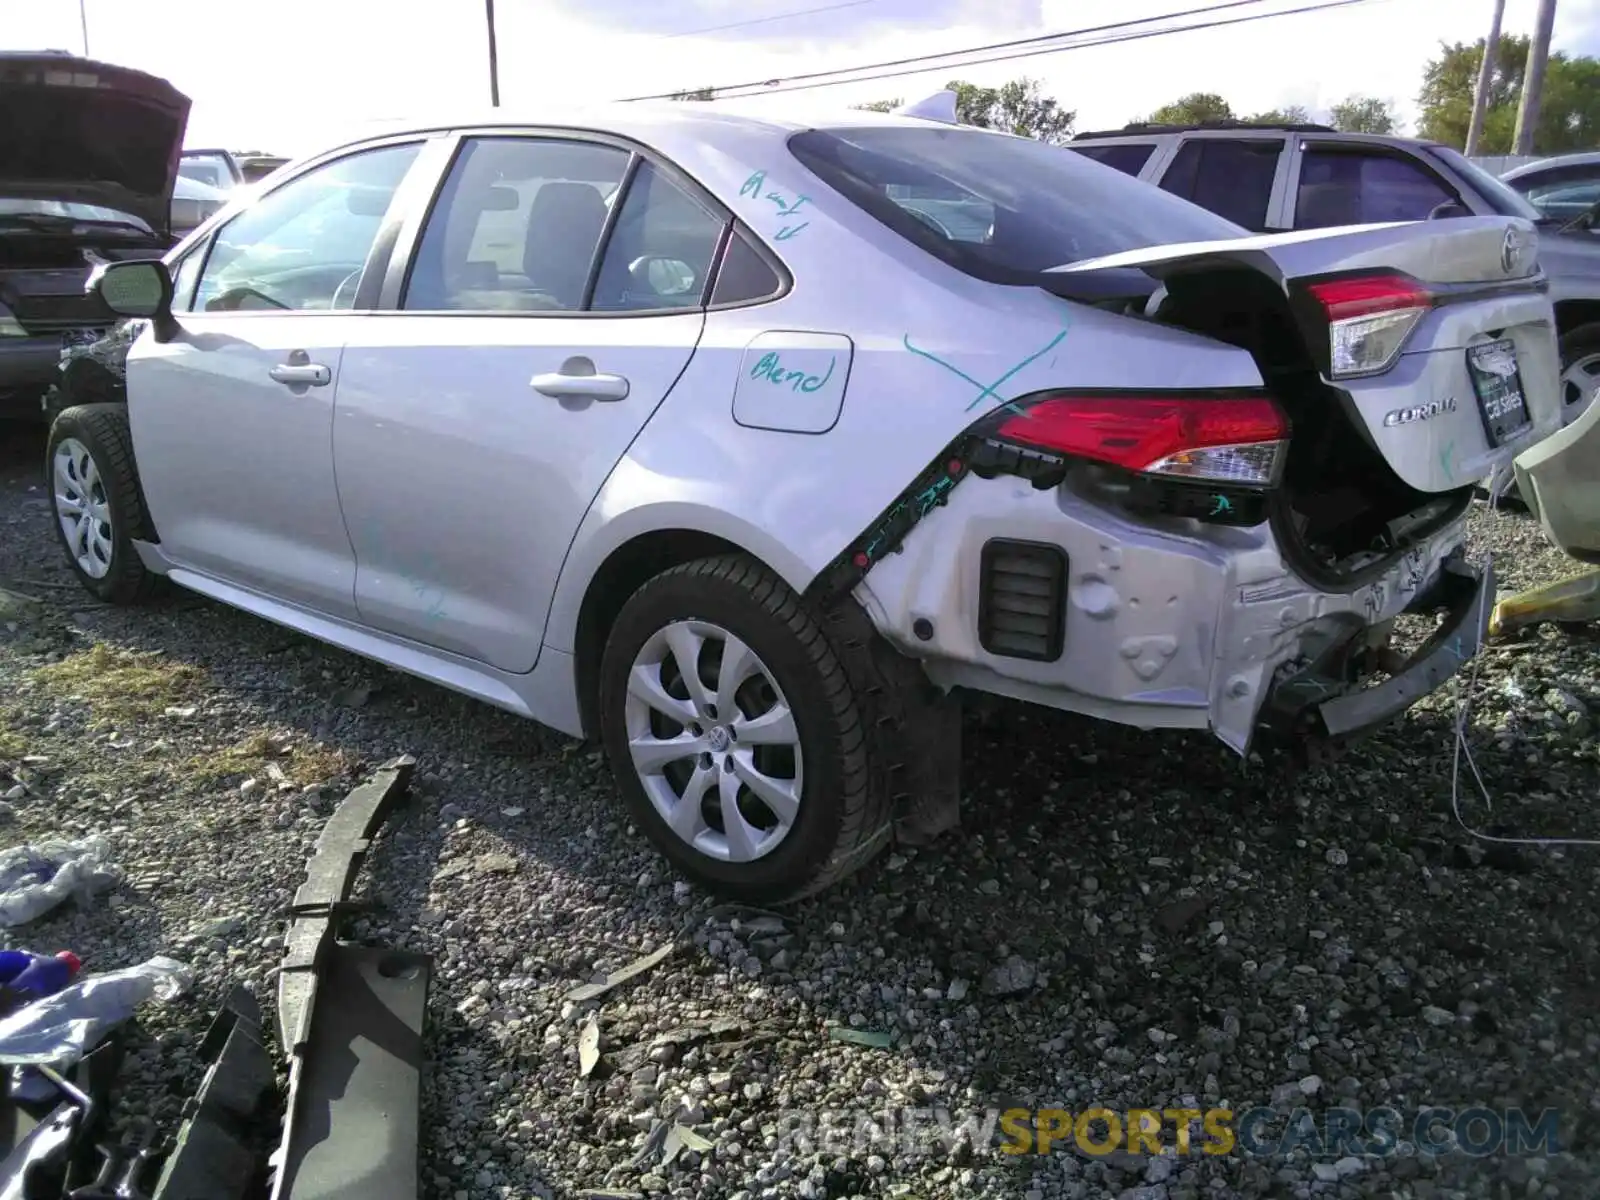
[978,539,1068,662]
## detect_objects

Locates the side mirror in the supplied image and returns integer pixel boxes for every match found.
[629,255,697,297]
[87,259,178,343]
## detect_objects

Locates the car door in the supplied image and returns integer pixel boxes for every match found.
[331,132,727,673]
[125,139,429,618]
[1153,136,1291,232]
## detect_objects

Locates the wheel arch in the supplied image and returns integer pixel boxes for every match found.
[1554,298,1600,338]
[558,511,816,740]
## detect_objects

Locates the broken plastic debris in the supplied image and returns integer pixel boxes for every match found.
[660,1123,714,1165]
[0,835,120,927]
[565,942,675,1004]
[578,1015,601,1078]
[827,1027,894,1049]
[0,955,192,1068]
[1488,567,1600,639]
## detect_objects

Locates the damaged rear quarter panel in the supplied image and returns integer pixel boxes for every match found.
[541,156,1261,653]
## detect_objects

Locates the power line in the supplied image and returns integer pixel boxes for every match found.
[715,0,1392,100]
[661,0,881,40]
[622,0,1288,101]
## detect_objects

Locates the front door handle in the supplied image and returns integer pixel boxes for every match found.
[269,363,331,386]
[269,349,331,388]
[530,355,629,402]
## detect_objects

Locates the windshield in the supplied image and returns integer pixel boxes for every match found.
[1430,146,1543,221]
[0,198,153,232]
[787,126,1246,279]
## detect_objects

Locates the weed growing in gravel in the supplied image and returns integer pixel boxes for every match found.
[186,731,349,788]
[30,643,203,726]
[0,716,24,761]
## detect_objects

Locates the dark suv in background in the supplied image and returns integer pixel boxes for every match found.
[1067,121,1600,429]
[0,52,189,422]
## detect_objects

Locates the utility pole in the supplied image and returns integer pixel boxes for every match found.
[1512,0,1558,156]
[78,0,90,56]
[485,0,501,107]
[1464,0,1504,157]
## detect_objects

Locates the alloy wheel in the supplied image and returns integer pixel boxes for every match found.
[1561,352,1600,416]
[623,619,803,863]
[52,437,114,580]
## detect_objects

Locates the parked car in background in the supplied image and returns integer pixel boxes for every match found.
[178,148,243,191]
[169,173,229,237]
[41,98,1569,899]
[1501,151,1600,224]
[1066,122,1600,430]
[238,154,289,183]
[0,51,189,422]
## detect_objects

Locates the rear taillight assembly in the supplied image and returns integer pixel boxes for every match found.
[974,391,1290,488]
[1301,272,1434,380]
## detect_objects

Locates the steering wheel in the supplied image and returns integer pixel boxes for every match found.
[330,268,363,311]
[1426,201,1469,221]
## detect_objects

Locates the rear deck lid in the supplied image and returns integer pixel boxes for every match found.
[1049,216,1560,494]
[0,52,191,236]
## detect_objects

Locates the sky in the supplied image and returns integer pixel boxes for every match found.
[4,0,1600,153]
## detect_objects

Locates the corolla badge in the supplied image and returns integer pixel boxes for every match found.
[1384,397,1458,427]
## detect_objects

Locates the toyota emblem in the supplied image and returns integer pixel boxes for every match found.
[1501,227,1521,274]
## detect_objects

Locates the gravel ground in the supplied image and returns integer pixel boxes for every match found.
[2,420,1598,1200]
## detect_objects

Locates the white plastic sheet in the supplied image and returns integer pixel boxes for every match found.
[0,955,192,1068]
[0,836,120,927]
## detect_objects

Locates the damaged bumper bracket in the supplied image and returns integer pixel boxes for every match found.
[267,755,431,1200]
[1266,555,1494,743]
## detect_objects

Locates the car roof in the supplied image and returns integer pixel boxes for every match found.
[294,98,1006,157]
[1070,126,1445,154]
[1502,150,1600,181]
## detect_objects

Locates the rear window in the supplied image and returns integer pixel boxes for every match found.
[1066,143,1157,177]
[786,126,1244,280]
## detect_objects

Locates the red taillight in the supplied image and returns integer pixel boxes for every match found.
[1306,273,1432,321]
[1303,272,1433,379]
[988,392,1289,487]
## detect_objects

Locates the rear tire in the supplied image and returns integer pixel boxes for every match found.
[45,404,167,606]
[597,554,889,903]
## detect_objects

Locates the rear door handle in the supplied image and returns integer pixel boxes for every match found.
[530,356,630,402]
[268,360,331,387]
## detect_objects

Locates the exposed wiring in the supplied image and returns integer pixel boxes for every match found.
[660,0,882,40]
[1448,486,1600,848]
[621,0,1390,103]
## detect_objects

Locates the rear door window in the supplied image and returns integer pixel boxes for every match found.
[1294,147,1462,228]
[1066,143,1157,177]
[1158,139,1282,231]
[785,125,1244,280]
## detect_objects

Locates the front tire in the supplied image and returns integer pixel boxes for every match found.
[597,554,889,903]
[45,404,167,606]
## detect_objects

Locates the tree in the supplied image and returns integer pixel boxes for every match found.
[854,99,902,112]
[1143,92,1234,125]
[943,77,1075,144]
[670,87,714,101]
[1246,104,1311,125]
[1328,95,1399,134]
[1417,36,1600,153]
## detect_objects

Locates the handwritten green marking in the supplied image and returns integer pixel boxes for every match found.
[1209,494,1232,516]
[740,171,766,198]
[1437,438,1456,481]
[750,351,835,393]
[902,325,1071,417]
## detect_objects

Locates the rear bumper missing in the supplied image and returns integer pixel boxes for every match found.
[1259,554,1492,744]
